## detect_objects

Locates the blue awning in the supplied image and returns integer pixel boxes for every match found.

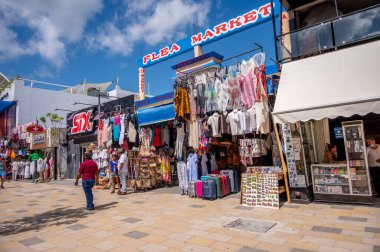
[137,103,175,126]
[0,101,16,113]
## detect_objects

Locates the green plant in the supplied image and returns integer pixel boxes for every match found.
[39,113,65,136]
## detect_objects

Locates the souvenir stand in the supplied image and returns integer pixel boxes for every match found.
[272,41,379,205]
[133,93,177,192]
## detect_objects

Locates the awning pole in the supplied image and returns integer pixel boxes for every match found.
[273,118,291,204]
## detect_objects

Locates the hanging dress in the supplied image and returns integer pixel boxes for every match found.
[161,155,171,183]
[153,126,162,147]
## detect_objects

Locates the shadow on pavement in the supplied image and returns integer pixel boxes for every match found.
[0,202,118,235]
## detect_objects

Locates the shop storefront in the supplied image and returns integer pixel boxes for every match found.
[66,95,135,179]
[273,41,380,204]
[132,92,177,191]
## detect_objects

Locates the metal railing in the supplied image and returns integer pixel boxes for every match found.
[276,4,380,63]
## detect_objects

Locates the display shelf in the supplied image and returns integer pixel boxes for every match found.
[314,183,349,186]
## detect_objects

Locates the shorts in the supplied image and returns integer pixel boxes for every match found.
[110,172,119,178]
[0,172,5,177]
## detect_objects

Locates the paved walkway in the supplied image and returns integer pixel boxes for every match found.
[0,181,379,252]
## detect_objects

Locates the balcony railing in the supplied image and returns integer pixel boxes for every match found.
[277,4,380,63]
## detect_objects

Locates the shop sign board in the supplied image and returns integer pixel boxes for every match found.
[31,130,47,150]
[139,0,281,68]
[334,127,343,139]
[68,109,95,136]
[138,68,145,100]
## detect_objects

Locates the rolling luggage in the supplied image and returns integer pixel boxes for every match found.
[220,175,227,196]
[220,170,235,193]
[201,175,211,182]
[202,179,217,200]
[208,175,222,198]
[225,176,231,195]
[188,181,196,198]
[196,180,203,198]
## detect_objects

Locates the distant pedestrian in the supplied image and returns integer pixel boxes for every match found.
[109,154,120,194]
[75,151,99,210]
[0,158,5,188]
[118,149,128,195]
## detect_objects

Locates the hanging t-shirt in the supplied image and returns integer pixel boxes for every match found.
[207,113,220,137]
[218,113,230,135]
[226,110,240,136]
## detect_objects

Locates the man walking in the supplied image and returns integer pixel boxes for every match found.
[75,151,99,210]
[118,149,128,195]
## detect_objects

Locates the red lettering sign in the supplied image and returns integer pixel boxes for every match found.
[143,54,151,64]
[191,33,203,46]
[214,22,228,36]
[70,110,93,134]
[228,16,243,29]
[170,43,180,54]
[243,10,258,24]
[142,43,181,65]
[258,3,272,18]
[202,29,215,41]
[160,46,169,57]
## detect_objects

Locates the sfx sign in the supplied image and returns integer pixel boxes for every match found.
[70,110,94,135]
[139,1,280,68]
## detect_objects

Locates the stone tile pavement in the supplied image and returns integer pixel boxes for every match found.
[0,181,380,252]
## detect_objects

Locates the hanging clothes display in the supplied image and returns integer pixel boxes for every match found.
[187,152,198,182]
[175,125,186,160]
[161,125,170,145]
[161,155,171,183]
[174,85,190,120]
[153,126,162,147]
[177,161,188,190]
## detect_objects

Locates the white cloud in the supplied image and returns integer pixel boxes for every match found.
[0,0,103,67]
[33,66,55,79]
[88,0,211,55]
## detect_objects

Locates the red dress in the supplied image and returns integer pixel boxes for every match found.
[153,126,162,147]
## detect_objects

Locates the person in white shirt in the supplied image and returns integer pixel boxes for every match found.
[117,149,128,195]
[367,135,380,197]
[11,161,19,181]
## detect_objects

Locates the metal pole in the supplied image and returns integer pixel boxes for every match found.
[97,88,101,119]
[334,0,339,17]
[270,0,279,70]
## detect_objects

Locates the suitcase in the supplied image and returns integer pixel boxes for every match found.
[219,175,227,196]
[208,176,222,198]
[220,170,234,193]
[225,176,231,195]
[188,181,196,198]
[201,175,211,182]
[196,180,203,198]
[202,179,217,200]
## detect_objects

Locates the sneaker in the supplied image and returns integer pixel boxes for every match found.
[110,190,115,194]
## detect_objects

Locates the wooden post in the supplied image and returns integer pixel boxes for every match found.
[273,117,291,204]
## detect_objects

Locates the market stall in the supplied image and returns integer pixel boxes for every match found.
[273,41,380,204]
[133,92,177,191]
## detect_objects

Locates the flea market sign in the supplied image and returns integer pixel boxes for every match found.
[139,0,280,68]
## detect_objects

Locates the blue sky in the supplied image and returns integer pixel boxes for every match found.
[0,0,280,96]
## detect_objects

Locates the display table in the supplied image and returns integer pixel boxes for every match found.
[311,164,373,204]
